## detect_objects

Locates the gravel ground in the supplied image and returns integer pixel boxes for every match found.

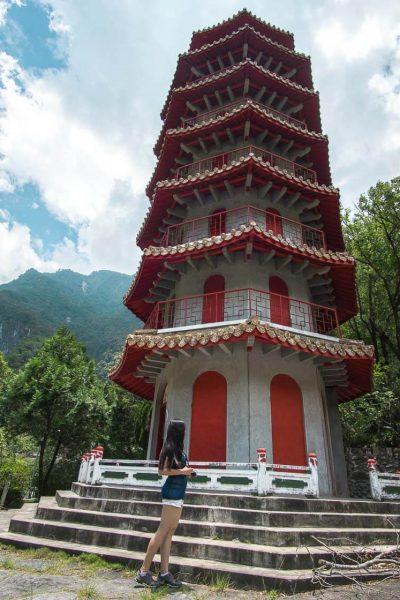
[0,545,399,600]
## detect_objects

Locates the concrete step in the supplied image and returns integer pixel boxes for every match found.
[57,490,400,530]
[38,500,400,548]
[72,482,400,515]
[2,528,392,593]
[8,512,399,571]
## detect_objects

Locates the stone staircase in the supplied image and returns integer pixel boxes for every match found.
[1,483,400,592]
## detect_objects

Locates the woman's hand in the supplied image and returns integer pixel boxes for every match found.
[180,467,194,476]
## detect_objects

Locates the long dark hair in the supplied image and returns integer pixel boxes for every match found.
[159,419,185,469]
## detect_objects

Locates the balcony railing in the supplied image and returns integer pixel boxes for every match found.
[145,287,340,337]
[161,205,325,249]
[174,145,316,184]
[182,97,306,130]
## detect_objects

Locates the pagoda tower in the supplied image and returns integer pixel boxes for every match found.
[110,10,374,496]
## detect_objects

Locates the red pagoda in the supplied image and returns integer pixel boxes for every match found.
[110,9,374,496]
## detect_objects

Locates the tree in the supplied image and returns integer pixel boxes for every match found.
[342,177,400,362]
[340,178,400,447]
[106,384,152,459]
[0,427,33,508]
[0,328,111,496]
[0,351,13,404]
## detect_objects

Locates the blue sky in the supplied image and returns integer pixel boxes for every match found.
[0,0,399,283]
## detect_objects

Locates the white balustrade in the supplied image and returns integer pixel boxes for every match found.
[77,447,320,497]
[368,458,400,501]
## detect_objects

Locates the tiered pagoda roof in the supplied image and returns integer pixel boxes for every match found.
[110,9,374,403]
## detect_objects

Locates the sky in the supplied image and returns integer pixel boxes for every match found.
[0,0,399,284]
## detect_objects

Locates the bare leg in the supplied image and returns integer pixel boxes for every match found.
[142,505,182,572]
[160,507,181,573]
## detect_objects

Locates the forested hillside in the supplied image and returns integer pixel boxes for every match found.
[0,269,141,369]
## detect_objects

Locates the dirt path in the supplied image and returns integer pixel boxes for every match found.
[0,544,399,600]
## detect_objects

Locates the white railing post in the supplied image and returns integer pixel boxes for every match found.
[308,452,319,497]
[79,452,91,483]
[78,454,86,483]
[90,445,104,485]
[257,448,267,495]
[368,457,381,501]
[85,449,96,484]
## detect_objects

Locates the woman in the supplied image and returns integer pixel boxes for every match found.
[136,419,193,588]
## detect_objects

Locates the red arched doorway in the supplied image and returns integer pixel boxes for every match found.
[190,371,227,461]
[202,274,225,323]
[266,208,283,236]
[155,389,167,459]
[270,374,307,466]
[269,276,291,326]
[209,208,226,237]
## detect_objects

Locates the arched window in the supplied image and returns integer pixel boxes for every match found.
[269,276,291,327]
[202,274,225,324]
[265,208,283,236]
[270,374,306,466]
[209,208,226,237]
[190,371,227,462]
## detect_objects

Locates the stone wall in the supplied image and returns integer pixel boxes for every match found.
[346,447,400,498]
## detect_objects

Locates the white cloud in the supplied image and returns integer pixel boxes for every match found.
[0,53,146,226]
[0,0,22,27]
[1,0,400,283]
[0,213,57,283]
[315,15,398,62]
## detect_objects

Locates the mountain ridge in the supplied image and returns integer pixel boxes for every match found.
[0,268,141,369]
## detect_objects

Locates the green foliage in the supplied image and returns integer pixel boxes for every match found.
[0,427,34,507]
[0,327,111,496]
[7,336,46,371]
[340,364,400,447]
[342,177,400,362]
[105,384,152,459]
[341,177,400,447]
[0,352,13,402]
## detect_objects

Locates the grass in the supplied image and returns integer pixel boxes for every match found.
[0,545,133,577]
[264,589,280,599]
[0,558,15,569]
[76,585,105,600]
[210,572,232,592]
[139,587,170,600]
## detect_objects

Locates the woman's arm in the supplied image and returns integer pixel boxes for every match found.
[158,459,193,477]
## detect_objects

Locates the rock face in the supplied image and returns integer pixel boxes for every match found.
[0,269,141,366]
[346,447,400,499]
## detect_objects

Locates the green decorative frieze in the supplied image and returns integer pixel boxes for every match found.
[101,471,128,479]
[217,476,253,485]
[190,476,211,484]
[272,478,307,489]
[382,485,400,494]
[134,472,162,481]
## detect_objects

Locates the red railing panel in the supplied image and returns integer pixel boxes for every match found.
[162,205,325,250]
[144,287,340,337]
[175,145,316,184]
[182,97,306,131]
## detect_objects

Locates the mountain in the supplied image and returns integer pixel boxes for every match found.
[0,269,141,369]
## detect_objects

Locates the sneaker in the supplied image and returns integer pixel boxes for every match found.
[157,571,182,588]
[135,571,160,587]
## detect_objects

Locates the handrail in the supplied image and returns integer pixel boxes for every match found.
[161,204,325,249]
[174,144,316,184]
[182,97,306,130]
[145,286,340,337]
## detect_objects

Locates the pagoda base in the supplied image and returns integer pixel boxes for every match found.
[147,341,348,497]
